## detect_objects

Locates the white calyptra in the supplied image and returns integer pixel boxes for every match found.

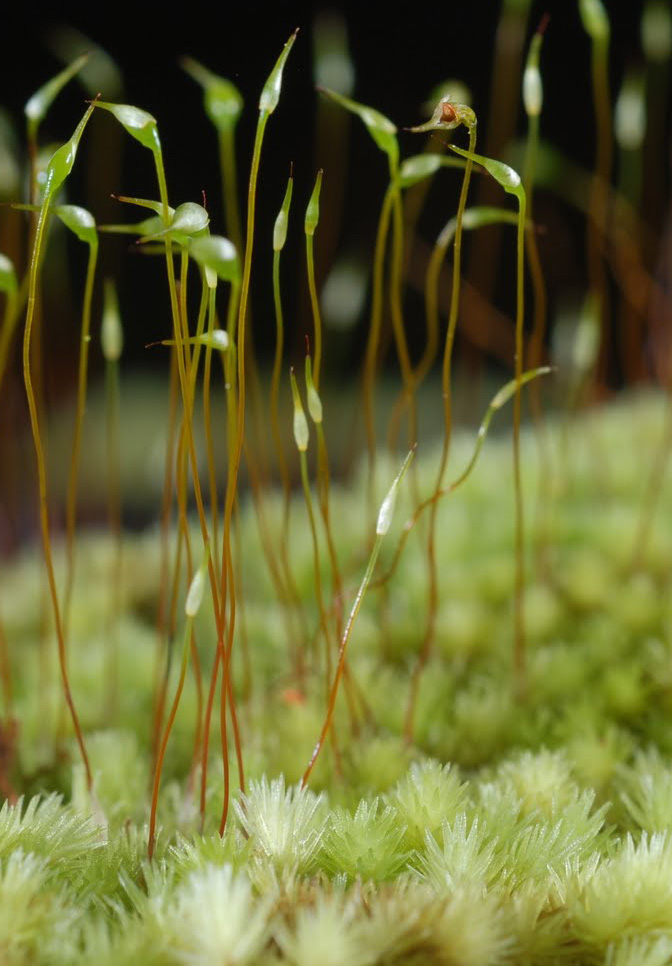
[376,449,414,536]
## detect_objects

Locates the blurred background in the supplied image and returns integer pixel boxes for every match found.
[0,0,669,539]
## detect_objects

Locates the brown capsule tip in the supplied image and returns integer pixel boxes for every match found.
[441,102,457,124]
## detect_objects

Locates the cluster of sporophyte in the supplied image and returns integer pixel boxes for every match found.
[1,1,672,962]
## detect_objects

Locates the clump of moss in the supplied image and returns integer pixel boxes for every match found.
[1,397,672,962]
[1,4,672,962]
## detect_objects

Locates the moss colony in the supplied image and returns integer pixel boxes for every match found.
[2,3,672,965]
[4,396,672,965]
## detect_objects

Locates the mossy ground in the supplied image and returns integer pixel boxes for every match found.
[1,8,670,960]
[3,390,672,965]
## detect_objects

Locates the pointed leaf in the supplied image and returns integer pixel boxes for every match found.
[461,205,520,231]
[320,88,398,164]
[54,204,97,245]
[160,329,230,351]
[398,154,443,186]
[25,54,89,131]
[397,153,464,188]
[181,57,243,131]
[140,202,210,243]
[435,206,521,250]
[305,170,323,236]
[451,367,553,490]
[377,448,415,536]
[94,101,161,152]
[189,235,241,283]
[112,195,167,217]
[290,369,309,452]
[260,29,299,115]
[43,101,96,196]
[273,173,294,252]
[184,542,210,619]
[490,366,553,411]
[449,144,523,200]
[195,329,229,351]
[167,201,209,235]
[98,215,166,236]
[304,355,322,424]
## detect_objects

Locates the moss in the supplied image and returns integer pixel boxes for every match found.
[2,399,672,961]
[2,6,672,961]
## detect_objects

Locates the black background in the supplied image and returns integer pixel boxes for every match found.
[0,0,662,378]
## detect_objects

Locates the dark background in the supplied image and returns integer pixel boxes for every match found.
[0,0,664,380]
[2,0,671,542]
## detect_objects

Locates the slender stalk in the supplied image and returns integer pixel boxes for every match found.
[201,286,222,578]
[62,235,98,636]
[216,32,297,832]
[362,186,394,506]
[522,23,552,578]
[219,126,244,257]
[404,110,477,742]
[310,406,361,733]
[270,176,293,498]
[511,193,528,697]
[270,172,311,678]
[24,223,92,789]
[103,293,123,719]
[201,332,238,828]
[386,180,417,453]
[291,372,334,678]
[580,0,613,390]
[0,604,12,721]
[151,349,179,766]
[21,106,96,791]
[302,449,414,787]
[303,212,346,644]
[374,368,550,591]
[150,148,238,830]
[149,549,209,859]
[149,601,194,860]
[305,170,324,389]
